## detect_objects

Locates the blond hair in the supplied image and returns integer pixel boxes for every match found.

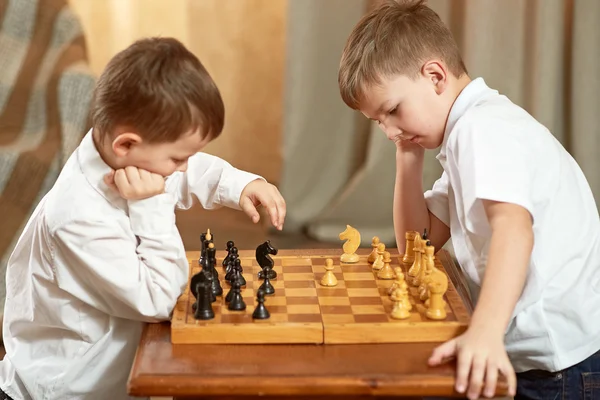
[338,0,467,109]
[91,37,224,143]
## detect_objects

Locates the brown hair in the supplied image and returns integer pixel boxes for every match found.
[338,0,467,109]
[91,37,224,143]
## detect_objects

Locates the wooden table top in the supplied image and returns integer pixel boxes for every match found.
[127,248,509,399]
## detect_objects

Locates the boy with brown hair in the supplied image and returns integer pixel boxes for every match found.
[339,1,600,399]
[0,37,286,399]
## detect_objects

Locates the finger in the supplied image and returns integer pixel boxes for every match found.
[428,339,457,366]
[103,170,115,187]
[274,191,286,230]
[455,349,473,394]
[483,362,498,398]
[138,168,152,182]
[113,169,128,194]
[467,356,486,399]
[239,197,260,223]
[124,166,141,185]
[499,362,517,397]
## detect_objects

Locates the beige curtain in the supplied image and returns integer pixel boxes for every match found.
[280,0,600,246]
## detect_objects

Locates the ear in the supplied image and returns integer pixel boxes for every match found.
[421,60,448,95]
[111,132,143,157]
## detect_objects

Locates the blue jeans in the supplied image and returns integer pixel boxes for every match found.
[516,349,600,400]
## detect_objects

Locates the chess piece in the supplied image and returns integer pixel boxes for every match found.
[194,280,214,320]
[426,266,448,320]
[390,281,411,319]
[407,233,423,286]
[372,243,386,270]
[367,236,380,264]
[339,225,360,263]
[207,242,223,296]
[256,240,278,280]
[233,258,246,286]
[320,258,338,286]
[388,267,405,296]
[418,241,435,301]
[258,273,275,295]
[377,251,395,279]
[403,231,417,264]
[227,275,246,311]
[252,290,270,319]
[223,240,235,268]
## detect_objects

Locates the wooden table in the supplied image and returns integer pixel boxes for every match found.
[128,249,509,399]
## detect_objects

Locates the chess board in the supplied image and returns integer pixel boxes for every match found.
[171,249,471,344]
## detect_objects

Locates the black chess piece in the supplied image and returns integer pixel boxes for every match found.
[206,243,223,296]
[199,232,207,265]
[422,228,428,240]
[252,290,270,320]
[258,273,275,295]
[256,240,278,280]
[223,241,235,268]
[225,260,235,283]
[225,268,240,303]
[233,258,246,286]
[194,280,214,320]
[227,272,246,311]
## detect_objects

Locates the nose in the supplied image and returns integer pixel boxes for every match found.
[378,121,401,141]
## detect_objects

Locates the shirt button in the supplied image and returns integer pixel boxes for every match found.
[556,373,563,379]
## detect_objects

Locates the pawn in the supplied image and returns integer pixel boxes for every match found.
[377,251,395,279]
[227,274,246,311]
[320,258,338,286]
[258,274,275,295]
[388,267,405,296]
[367,236,380,264]
[372,243,386,270]
[223,241,235,267]
[252,290,270,319]
[233,258,246,286]
[390,281,411,320]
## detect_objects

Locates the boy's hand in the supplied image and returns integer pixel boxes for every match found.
[239,179,286,230]
[104,166,165,200]
[428,325,517,399]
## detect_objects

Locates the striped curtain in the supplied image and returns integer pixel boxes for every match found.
[0,0,95,310]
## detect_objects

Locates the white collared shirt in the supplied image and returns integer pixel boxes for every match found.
[0,130,262,399]
[425,78,600,372]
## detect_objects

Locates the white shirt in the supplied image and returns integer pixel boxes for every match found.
[425,78,600,373]
[0,130,262,399]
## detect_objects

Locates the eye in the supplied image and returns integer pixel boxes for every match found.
[388,106,398,115]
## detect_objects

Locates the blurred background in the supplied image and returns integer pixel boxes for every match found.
[1,0,599,311]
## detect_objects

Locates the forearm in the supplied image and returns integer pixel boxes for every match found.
[393,146,430,252]
[470,211,533,336]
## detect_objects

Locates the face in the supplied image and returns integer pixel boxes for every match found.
[359,62,452,149]
[109,127,211,177]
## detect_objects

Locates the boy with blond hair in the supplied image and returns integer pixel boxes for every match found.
[0,37,286,399]
[338,1,600,399]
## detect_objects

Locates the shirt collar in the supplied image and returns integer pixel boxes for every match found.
[77,129,127,211]
[437,77,497,160]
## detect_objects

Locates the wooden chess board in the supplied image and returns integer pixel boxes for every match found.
[171,249,471,344]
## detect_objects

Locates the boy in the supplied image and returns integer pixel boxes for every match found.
[338,1,600,399]
[0,37,286,399]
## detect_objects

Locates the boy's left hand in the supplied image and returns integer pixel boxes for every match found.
[239,179,286,230]
[428,325,517,399]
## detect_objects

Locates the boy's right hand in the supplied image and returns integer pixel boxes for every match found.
[104,166,165,200]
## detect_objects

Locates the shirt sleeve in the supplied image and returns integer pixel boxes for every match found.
[174,152,264,210]
[424,171,451,227]
[52,192,189,322]
[454,118,536,233]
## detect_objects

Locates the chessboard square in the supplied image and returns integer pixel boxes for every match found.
[283,274,317,283]
[268,313,289,323]
[284,288,318,297]
[353,314,389,323]
[287,314,322,323]
[347,288,381,297]
[315,280,347,290]
[342,265,370,273]
[220,313,249,324]
[322,314,355,324]
[286,296,319,305]
[266,305,288,314]
[320,305,353,314]
[282,258,312,267]
[263,296,287,306]
[316,288,349,297]
[351,304,386,315]
[286,304,320,314]
[271,280,286,289]
[313,272,344,283]
[318,297,351,306]
[349,297,384,306]
[345,280,378,289]
[343,272,377,281]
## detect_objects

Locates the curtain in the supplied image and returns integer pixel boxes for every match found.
[280,0,600,247]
